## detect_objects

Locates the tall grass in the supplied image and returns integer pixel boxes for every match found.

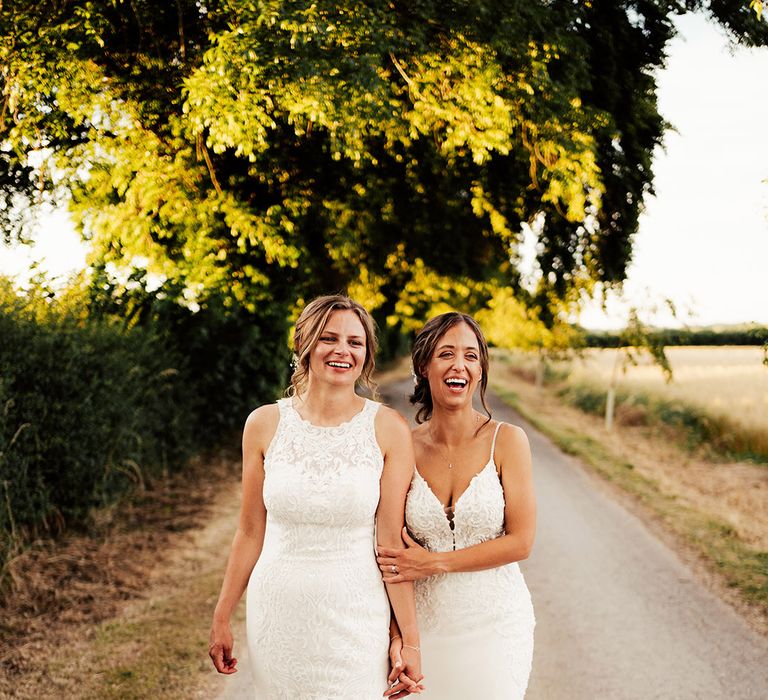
[0,300,193,582]
[0,278,290,593]
[494,347,768,462]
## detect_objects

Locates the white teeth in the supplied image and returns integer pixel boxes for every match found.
[445,378,467,386]
[328,361,352,368]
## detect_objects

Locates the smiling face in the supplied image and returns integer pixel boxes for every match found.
[423,322,483,409]
[307,309,367,388]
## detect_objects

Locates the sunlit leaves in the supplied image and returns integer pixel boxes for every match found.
[394,39,516,164]
[476,286,581,352]
[3,0,767,338]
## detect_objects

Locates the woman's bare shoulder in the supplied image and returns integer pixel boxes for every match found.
[243,403,281,447]
[374,403,411,436]
[495,422,531,469]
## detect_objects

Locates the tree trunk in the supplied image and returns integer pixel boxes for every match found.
[605,386,616,431]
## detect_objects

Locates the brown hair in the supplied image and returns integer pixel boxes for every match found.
[288,295,378,398]
[409,312,492,425]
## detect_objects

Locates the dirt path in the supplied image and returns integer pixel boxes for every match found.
[215,380,768,699]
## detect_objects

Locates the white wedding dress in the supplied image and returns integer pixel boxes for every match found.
[405,422,535,699]
[246,397,390,699]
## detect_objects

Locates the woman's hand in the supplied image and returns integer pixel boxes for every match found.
[378,528,436,583]
[384,636,424,697]
[209,619,238,674]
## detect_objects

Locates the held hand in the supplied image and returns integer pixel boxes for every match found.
[384,637,424,697]
[378,528,435,583]
[209,620,238,674]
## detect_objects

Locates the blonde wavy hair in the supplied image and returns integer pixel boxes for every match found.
[288,295,378,398]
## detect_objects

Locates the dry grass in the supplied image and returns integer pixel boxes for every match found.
[565,346,768,456]
[490,358,768,633]
[501,346,768,461]
[0,447,241,699]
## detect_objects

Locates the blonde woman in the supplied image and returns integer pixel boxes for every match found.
[209,295,423,698]
[378,312,535,699]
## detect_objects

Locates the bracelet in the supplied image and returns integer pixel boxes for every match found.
[389,635,401,642]
[403,644,420,653]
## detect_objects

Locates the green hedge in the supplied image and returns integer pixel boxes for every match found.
[0,281,289,578]
[0,304,188,552]
[585,326,768,348]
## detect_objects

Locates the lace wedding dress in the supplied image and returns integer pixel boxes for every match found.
[405,422,535,699]
[246,397,390,699]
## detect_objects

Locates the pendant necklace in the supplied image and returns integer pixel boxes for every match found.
[429,414,480,470]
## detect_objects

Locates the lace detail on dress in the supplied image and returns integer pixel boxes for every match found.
[263,398,384,529]
[246,397,390,698]
[405,422,535,699]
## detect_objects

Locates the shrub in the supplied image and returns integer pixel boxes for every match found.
[0,297,193,570]
[0,275,290,586]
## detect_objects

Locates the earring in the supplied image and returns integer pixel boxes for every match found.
[290,353,299,370]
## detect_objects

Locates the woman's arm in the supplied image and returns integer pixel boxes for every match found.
[378,424,535,582]
[375,407,424,695]
[208,404,278,674]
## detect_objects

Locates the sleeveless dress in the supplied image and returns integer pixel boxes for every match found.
[245,397,390,699]
[405,422,535,699]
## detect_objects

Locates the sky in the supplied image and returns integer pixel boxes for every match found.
[1,12,767,330]
[576,12,768,329]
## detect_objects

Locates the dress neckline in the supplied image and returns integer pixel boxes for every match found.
[414,459,496,514]
[413,421,503,517]
[288,396,370,430]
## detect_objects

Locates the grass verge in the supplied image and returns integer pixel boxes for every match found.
[558,381,768,464]
[1,448,241,699]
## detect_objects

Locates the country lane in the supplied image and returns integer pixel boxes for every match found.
[213,379,768,699]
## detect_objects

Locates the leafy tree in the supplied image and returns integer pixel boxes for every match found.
[1,0,766,337]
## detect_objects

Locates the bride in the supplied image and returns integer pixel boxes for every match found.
[208,295,423,698]
[378,312,536,699]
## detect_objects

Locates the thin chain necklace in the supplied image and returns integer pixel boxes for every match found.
[429,414,480,470]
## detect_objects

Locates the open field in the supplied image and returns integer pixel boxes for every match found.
[567,346,768,434]
[502,346,768,462]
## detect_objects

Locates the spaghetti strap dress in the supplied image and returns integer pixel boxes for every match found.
[405,422,535,699]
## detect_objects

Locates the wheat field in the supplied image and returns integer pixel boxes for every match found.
[563,346,768,435]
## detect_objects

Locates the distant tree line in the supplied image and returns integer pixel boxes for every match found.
[584,326,768,348]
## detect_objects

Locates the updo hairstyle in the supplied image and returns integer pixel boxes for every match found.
[409,312,491,425]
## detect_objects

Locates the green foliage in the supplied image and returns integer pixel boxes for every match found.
[85,266,292,444]
[3,0,765,326]
[585,324,768,348]
[476,286,585,352]
[557,383,608,416]
[0,272,289,582]
[0,283,191,567]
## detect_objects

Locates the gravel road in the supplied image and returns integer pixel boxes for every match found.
[215,380,768,699]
